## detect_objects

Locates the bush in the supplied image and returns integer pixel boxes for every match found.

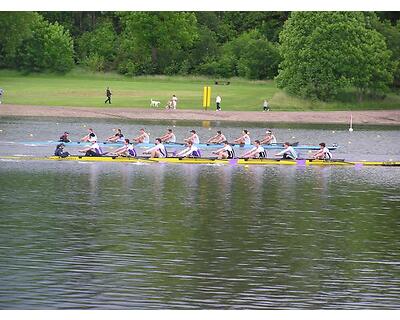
[83,53,105,72]
[16,16,74,73]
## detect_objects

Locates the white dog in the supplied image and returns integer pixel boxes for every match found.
[150,99,161,108]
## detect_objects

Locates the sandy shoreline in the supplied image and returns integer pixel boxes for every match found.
[1,104,400,125]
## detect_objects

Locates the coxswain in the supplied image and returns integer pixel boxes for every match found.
[159,128,176,143]
[79,140,103,157]
[234,129,251,145]
[313,142,333,160]
[176,140,201,158]
[113,139,137,157]
[207,130,226,144]
[143,138,168,158]
[59,132,71,143]
[212,141,235,159]
[54,143,70,158]
[81,128,97,142]
[242,140,267,159]
[107,128,124,143]
[260,129,277,145]
[184,130,200,144]
[275,142,298,160]
[133,128,150,143]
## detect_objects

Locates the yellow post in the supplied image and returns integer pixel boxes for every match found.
[203,86,211,110]
[207,86,211,109]
[203,86,208,109]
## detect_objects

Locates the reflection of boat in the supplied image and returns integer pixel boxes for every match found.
[12,141,339,151]
[1,155,399,167]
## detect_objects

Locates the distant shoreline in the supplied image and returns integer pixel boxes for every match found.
[1,104,400,126]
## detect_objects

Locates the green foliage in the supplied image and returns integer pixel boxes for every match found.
[117,12,198,75]
[0,12,38,67]
[277,12,394,101]
[82,53,105,72]
[76,21,117,68]
[17,16,74,73]
[202,30,281,79]
[16,16,74,73]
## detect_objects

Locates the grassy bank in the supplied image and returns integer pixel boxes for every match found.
[1,69,399,111]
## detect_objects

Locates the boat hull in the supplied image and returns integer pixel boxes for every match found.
[1,155,398,167]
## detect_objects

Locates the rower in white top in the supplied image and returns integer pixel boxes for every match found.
[81,128,97,142]
[112,139,137,157]
[107,128,124,143]
[159,128,176,143]
[184,130,200,144]
[242,140,267,159]
[260,129,277,145]
[176,140,201,158]
[207,130,226,144]
[133,128,150,144]
[275,142,298,160]
[234,129,251,145]
[79,140,103,156]
[312,142,333,160]
[212,140,235,159]
[143,138,167,158]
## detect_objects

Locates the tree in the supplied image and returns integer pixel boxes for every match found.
[276,12,394,101]
[16,15,74,73]
[118,12,198,74]
[76,21,117,70]
[199,30,280,79]
[0,12,38,68]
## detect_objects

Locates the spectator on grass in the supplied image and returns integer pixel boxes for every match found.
[263,99,270,111]
[171,95,178,109]
[105,87,112,104]
[216,95,222,111]
[0,88,4,104]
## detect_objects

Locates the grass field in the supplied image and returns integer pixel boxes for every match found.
[1,69,399,111]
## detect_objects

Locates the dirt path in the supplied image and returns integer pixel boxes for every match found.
[1,104,400,125]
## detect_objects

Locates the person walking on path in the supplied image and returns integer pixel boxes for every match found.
[105,87,112,104]
[216,95,222,111]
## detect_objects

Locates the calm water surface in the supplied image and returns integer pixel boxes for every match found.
[0,117,399,309]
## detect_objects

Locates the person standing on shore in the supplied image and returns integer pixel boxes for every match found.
[105,87,112,104]
[263,100,269,111]
[171,95,178,109]
[216,95,222,111]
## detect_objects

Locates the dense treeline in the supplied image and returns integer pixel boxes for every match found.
[0,11,399,101]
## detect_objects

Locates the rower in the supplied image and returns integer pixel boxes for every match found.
[212,140,235,159]
[234,129,251,145]
[81,128,97,142]
[54,143,70,158]
[260,129,277,145]
[107,128,124,143]
[275,142,298,160]
[176,140,201,158]
[242,140,267,159]
[133,128,150,143]
[207,130,226,144]
[143,138,168,158]
[79,140,103,157]
[159,128,176,143]
[113,139,137,157]
[313,142,333,160]
[59,131,71,143]
[184,130,200,144]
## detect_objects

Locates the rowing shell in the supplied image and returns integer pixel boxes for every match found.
[6,141,339,151]
[1,155,398,167]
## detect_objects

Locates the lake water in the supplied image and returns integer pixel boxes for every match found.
[0,117,399,309]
